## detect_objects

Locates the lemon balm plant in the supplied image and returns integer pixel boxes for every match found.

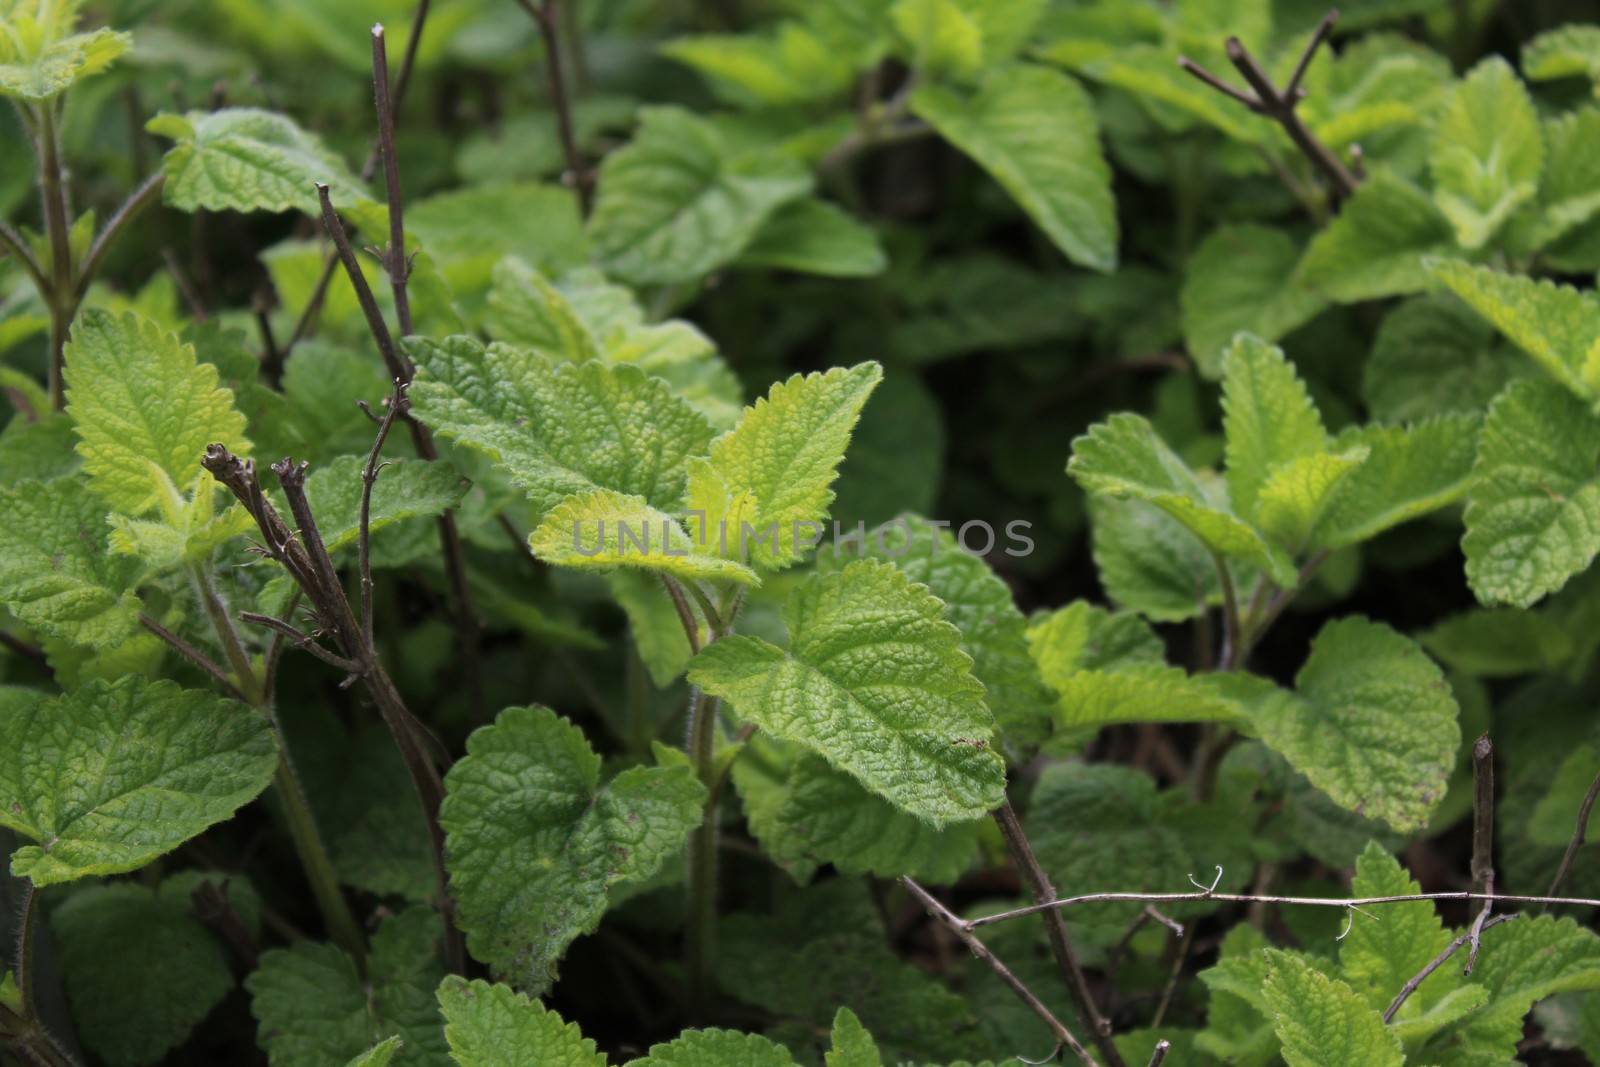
[9,1,1600,1065]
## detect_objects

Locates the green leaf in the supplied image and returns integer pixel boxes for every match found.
[662,23,854,107]
[1220,333,1329,525]
[625,1029,796,1067]
[689,559,1006,825]
[0,3,128,101]
[1420,608,1575,677]
[529,488,759,584]
[246,907,449,1067]
[1452,916,1600,1056]
[0,676,279,885]
[407,335,715,521]
[1523,24,1600,94]
[64,309,251,517]
[1515,108,1600,252]
[439,705,705,990]
[737,198,888,278]
[1244,617,1459,833]
[148,108,372,216]
[911,64,1115,272]
[1427,259,1600,402]
[0,412,79,487]
[345,1039,404,1067]
[1180,225,1325,377]
[1297,172,1456,303]
[1262,950,1403,1067]
[1025,600,1163,693]
[1462,378,1600,607]
[299,454,470,554]
[1428,57,1543,249]
[608,570,694,687]
[1528,744,1600,848]
[1312,415,1480,549]
[1254,449,1370,552]
[1337,844,1452,1014]
[890,0,982,78]
[0,477,141,649]
[1086,494,1222,622]
[1363,295,1519,423]
[685,363,881,571]
[437,976,607,1067]
[51,881,238,1067]
[1068,413,1296,586]
[827,1007,883,1067]
[587,106,813,286]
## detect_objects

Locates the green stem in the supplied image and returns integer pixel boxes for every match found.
[189,564,367,964]
[35,105,73,411]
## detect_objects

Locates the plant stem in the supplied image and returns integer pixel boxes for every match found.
[14,882,38,1019]
[36,104,73,411]
[1383,913,1517,1022]
[993,799,1125,1067]
[71,171,165,304]
[1547,766,1600,899]
[514,0,593,215]
[684,686,721,1016]
[1465,734,1495,973]
[370,25,413,338]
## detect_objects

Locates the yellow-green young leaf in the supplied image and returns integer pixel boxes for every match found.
[1262,951,1403,1067]
[437,976,607,1067]
[147,108,372,216]
[1312,415,1480,550]
[826,1007,882,1067]
[688,560,1006,825]
[737,198,888,278]
[439,705,705,991]
[685,363,881,571]
[1068,413,1297,586]
[1428,259,1600,401]
[911,64,1117,272]
[1244,617,1459,834]
[1086,494,1223,623]
[0,478,141,649]
[51,881,239,1067]
[0,0,128,101]
[0,677,279,885]
[1429,56,1544,249]
[530,488,759,585]
[64,309,251,517]
[1513,108,1600,253]
[1254,448,1370,552]
[246,907,448,1067]
[406,334,715,522]
[625,1029,796,1067]
[662,23,854,107]
[1297,172,1456,303]
[1363,295,1521,423]
[890,0,982,78]
[1180,225,1326,377]
[1523,24,1600,95]
[1050,665,1249,730]
[1463,378,1600,607]
[1221,333,1329,524]
[1337,844,1453,1015]
[588,106,813,286]
[298,455,471,554]
[1026,600,1163,693]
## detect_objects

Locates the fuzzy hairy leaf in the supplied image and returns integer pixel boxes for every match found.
[1297,172,1455,303]
[530,488,759,584]
[1462,378,1600,607]
[1451,916,1600,1056]
[148,108,372,216]
[407,335,714,521]
[1363,295,1518,423]
[625,1029,796,1066]
[588,106,812,285]
[1429,56,1543,249]
[64,309,250,516]
[436,976,607,1067]
[1086,494,1221,622]
[0,676,278,885]
[439,705,704,990]
[685,363,881,570]
[827,1008,882,1067]
[1180,225,1325,377]
[0,2,127,100]
[1311,415,1479,549]
[1338,844,1452,1015]
[0,477,141,649]
[912,63,1114,272]
[1262,951,1403,1067]
[689,559,1006,825]
[300,455,470,554]
[1221,333,1329,525]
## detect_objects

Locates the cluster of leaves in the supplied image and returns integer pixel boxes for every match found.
[8,1,1600,1066]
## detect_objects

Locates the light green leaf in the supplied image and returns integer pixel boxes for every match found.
[1462,378,1600,607]
[64,309,251,517]
[1312,415,1480,549]
[1515,108,1600,252]
[625,1029,796,1067]
[1427,259,1600,401]
[485,257,601,360]
[1245,617,1459,833]
[1262,950,1403,1067]
[737,198,887,278]
[1363,295,1519,423]
[299,455,470,554]
[530,488,759,584]
[890,0,982,78]
[1086,494,1222,622]
[437,976,607,1067]
[0,477,141,649]
[1420,608,1575,678]
[608,570,694,687]
[0,3,128,101]
[1025,600,1163,693]
[1523,24,1600,95]
[1452,916,1600,1056]
[1429,57,1543,249]
[345,1037,404,1067]
[407,334,714,521]
[1337,843,1452,1015]
[246,907,449,1067]
[0,676,279,885]
[1181,225,1325,377]
[1220,333,1329,524]
[1068,413,1296,586]
[1297,172,1455,303]
[910,63,1117,272]
[685,363,881,571]
[662,23,854,107]
[52,881,238,1067]
[439,705,705,990]
[1049,665,1248,730]
[688,559,1006,825]
[148,108,372,216]
[588,106,813,286]
[1255,449,1370,552]
[827,1007,882,1067]
[0,412,79,487]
